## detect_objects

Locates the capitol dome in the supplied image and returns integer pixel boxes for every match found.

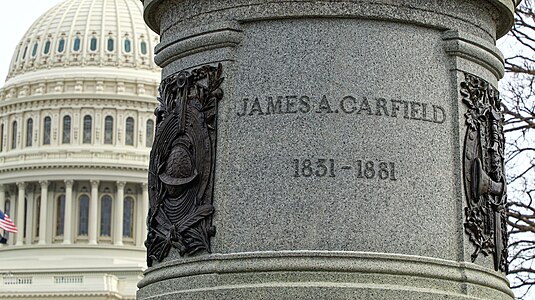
[0,0,160,298]
[6,0,159,84]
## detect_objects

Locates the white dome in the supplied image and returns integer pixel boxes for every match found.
[0,1,160,298]
[6,0,159,84]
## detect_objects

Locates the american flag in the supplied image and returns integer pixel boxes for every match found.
[0,210,17,233]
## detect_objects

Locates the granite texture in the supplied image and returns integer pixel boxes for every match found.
[139,0,516,298]
[138,251,513,299]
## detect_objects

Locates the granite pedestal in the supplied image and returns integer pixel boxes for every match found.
[138,1,518,299]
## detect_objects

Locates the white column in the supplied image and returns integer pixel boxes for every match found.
[15,182,25,246]
[138,183,149,247]
[0,184,5,246]
[0,185,5,214]
[38,181,48,245]
[8,187,15,246]
[24,190,34,245]
[89,180,99,245]
[114,181,125,246]
[63,180,73,244]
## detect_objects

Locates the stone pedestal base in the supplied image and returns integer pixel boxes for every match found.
[138,251,512,300]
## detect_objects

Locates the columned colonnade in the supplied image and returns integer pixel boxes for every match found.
[0,180,149,248]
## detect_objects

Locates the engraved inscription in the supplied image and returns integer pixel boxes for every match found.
[292,158,397,180]
[238,95,446,124]
[356,160,397,181]
[293,158,336,178]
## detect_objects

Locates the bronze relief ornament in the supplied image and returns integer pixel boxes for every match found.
[461,72,507,272]
[145,64,223,267]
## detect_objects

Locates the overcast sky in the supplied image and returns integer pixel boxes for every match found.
[0,0,64,83]
[0,1,516,85]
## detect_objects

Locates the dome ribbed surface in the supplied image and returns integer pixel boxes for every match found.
[7,0,159,81]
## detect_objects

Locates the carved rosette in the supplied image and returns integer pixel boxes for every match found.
[461,73,507,272]
[145,64,223,267]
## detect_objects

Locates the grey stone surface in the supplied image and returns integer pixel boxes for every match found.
[139,0,517,299]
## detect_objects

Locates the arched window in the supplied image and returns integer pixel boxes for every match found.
[83,115,92,144]
[32,43,39,57]
[43,116,51,145]
[11,121,17,149]
[22,46,28,59]
[58,38,65,53]
[44,40,51,55]
[107,38,114,52]
[90,37,98,51]
[26,118,33,147]
[63,116,71,144]
[104,116,113,144]
[100,195,112,237]
[140,41,148,55]
[123,197,134,238]
[56,195,65,236]
[146,119,154,147]
[73,37,81,52]
[124,39,132,53]
[78,195,89,236]
[125,117,134,146]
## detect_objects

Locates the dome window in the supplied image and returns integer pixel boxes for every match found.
[146,119,154,147]
[31,43,39,57]
[83,115,92,144]
[73,37,81,52]
[22,46,28,60]
[124,39,132,53]
[90,37,98,51]
[11,121,17,149]
[104,116,113,144]
[125,117,134,146]
[140,41,148,55]
[63,116,71,144]
[43,40,51,55]
[107,38,114,52]
[56,195,66,236]
[78,195,89,236]
[58,38,65,53]
[4,200,10,218]
[123,197,135,238]
[43,116,51,145]
[100,195,112,237]
[26,118,33,147]
[0,124,4,152]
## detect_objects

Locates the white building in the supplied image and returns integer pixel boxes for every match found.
[0,0,159,298]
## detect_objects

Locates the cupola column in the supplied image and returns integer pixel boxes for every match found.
[114,181,125,246]
[89,180,99,244]
[38,181,48,245]
[63,180,73,244]
[15,182,25,246]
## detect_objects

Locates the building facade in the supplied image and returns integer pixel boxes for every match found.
[0,0,159,298]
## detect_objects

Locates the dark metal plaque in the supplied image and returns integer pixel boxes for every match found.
[145,64,223,267]
[461,72,507,272]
